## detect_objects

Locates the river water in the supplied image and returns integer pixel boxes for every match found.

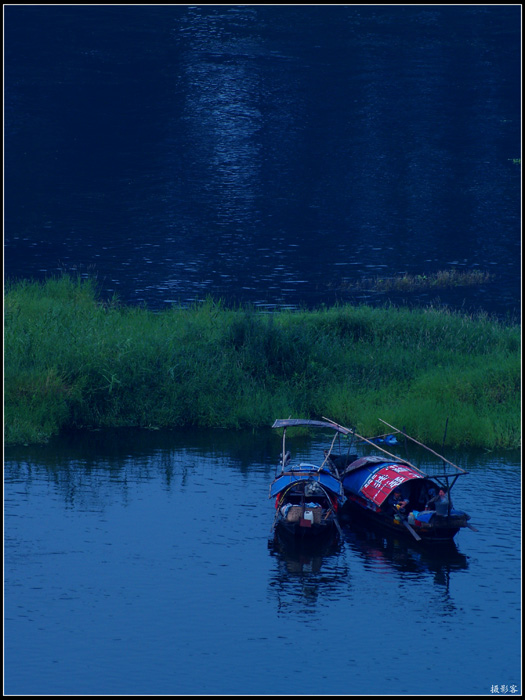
[4,428,521,696]
[4,5,521,319]
[4,7,522,695]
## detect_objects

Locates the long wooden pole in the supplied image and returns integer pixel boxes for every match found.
[321,417,422,473]
[378,419,466,473]
[320,431,340,473]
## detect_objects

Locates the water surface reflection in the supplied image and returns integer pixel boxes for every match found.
[342,516,469,603]
[4,428,521,696]
[5,6,520,318]
[268,535,349,611]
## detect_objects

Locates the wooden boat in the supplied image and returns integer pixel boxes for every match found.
[321,418,476,543]
[269,419,347,545]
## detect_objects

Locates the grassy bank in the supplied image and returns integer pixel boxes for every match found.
[4,276,521,449]
[330,268,496,294]
[352,269,494,292]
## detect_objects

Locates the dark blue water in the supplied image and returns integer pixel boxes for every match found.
[4,429,521,695]
[4,5,521,317]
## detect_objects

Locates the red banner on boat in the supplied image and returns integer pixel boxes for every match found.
[360,464,422,506]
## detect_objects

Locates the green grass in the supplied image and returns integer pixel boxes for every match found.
[4,275,521,449]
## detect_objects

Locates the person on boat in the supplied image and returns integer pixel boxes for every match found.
[426,487,451,515]
[389,490,409,514]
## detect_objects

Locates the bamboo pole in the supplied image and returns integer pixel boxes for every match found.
[321,417,422,473]
[378,419,466,473]
[320,431,340,473]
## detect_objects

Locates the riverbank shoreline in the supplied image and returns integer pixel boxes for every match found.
[4,276,521,449]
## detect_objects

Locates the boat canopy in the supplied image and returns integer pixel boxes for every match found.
[269,465,342,499]
[343,461,424,507]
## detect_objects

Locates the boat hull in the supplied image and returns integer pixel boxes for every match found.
[340,497,466,542]
[337,455,472,542]
[275,515,340,545]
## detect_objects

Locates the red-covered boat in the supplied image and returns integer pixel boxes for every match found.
[323,418,476,542]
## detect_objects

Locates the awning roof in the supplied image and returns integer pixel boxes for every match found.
[269,466,342,498]
[344,462,424,506]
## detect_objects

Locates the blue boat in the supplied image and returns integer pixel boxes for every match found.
[269,419,347,544]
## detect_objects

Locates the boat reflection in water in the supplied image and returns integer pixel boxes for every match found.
[269,529,342,570]
[268,535,348,612]
[341,510,469,593]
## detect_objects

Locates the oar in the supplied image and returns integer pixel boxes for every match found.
[321,503,344,539]
[269,496,284,533]
[333,514,344,538]
[268,507,282,546]
[398,514,422,541]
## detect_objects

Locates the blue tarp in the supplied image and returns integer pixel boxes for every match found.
[412,510,434,523]
[270,466,342,498]
[342,462,388,496]
[369,435,398,445]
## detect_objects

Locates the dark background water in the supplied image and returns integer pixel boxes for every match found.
[4,429,521,695]
[4,5,521,317]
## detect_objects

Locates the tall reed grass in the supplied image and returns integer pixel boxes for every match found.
[4,276,521,449]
